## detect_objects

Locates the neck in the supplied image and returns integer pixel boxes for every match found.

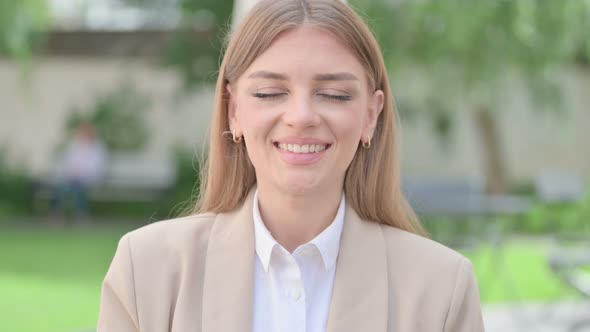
[256,181,343,253]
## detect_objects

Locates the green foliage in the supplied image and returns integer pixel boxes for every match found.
[163,0,233,89]
[353,0,590,110]
[519,192,590,237]
[351,0,590,189]
[128,0,234,89]
[65,84,152,152]
[0,0,50,74]
[422,190,590,240]
[0,147,33,217]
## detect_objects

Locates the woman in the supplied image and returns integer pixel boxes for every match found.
[98,0,485,331]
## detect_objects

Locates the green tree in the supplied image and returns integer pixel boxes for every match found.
[2,0,232,89]
[65,83,152,152]
[353,0,590,193]
[0,0,51,71]
[127,0,234,89]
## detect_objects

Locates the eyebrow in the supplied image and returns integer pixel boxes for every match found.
[313,72,359,81]
[248,71,287,80]
[247,70,359,81]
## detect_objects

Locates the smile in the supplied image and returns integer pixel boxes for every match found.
[272,140,332,165]
[276,143,328,153]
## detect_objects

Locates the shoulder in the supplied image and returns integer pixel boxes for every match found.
[378,223,473,279]
[372,225,483,330]
[380,224,467,262]
[127,212,217,239]
[121,213,217,264]
[377,224,479,311]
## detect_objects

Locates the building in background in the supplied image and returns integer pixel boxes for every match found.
[1,0,589,184]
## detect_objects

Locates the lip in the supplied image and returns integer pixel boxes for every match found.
[273,136,331,145]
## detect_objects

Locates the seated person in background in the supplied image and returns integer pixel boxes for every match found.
[49,121,107,224]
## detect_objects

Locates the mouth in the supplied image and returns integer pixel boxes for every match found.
[273,142,332,154]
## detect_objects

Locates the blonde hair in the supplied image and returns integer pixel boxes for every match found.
[194,0,425,236]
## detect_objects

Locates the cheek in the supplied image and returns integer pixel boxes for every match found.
[237,100,268,137]
[237,104,276,164]
[327,106,366,162]
[328,105,365,139]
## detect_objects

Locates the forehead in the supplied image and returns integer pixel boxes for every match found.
[242,26,367,84]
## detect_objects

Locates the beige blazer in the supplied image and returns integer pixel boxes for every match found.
[98,190,485,331]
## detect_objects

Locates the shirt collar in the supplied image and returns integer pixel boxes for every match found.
[253,189,346,272]
[252,190,277,273]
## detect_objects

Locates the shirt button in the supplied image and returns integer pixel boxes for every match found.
[290,286,302,300]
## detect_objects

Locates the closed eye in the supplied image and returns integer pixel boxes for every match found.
[253,92,286,100]
[253,92,352,102]
[319,94,352,102]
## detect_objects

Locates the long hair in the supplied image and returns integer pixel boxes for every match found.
[194,0,425,236]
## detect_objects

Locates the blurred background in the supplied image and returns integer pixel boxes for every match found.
[1,0,589,331]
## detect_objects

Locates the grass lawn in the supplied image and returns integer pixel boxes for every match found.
[0,225,136,332]
[463,242,580,303]
[0,225,583,332]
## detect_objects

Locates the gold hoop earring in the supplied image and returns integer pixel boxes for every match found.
[362,135,371,149]
[232,130,242,144]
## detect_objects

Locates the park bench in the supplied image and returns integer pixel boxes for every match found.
[403,175,530,216]
[402,175,531,248]
[33,153,177,212]
[535,170,590,331]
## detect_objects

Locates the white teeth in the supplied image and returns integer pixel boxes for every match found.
[277,143,327,153]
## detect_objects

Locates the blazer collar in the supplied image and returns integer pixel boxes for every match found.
[201,189,388,332]
[201,189,256,332]
[326,204,389,331]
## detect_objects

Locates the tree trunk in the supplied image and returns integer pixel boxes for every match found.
[473,106,507,194]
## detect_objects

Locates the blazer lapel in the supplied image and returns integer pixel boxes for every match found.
[201,190,256,332]
[327,205,389,332]
[200,190,389,331]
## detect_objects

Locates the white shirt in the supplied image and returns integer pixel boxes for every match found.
[60,140,107,184]
[252,190,346,332]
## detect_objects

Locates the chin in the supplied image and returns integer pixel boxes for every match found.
[279,176,323,196]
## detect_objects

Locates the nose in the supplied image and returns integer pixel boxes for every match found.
[282,93,321,129]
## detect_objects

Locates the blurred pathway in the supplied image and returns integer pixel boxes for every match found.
[484,301,590,331]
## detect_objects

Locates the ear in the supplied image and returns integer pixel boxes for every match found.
[362,89,384,140]
[226,83,240,133]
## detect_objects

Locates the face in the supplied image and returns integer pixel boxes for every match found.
[228,26,383,196]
